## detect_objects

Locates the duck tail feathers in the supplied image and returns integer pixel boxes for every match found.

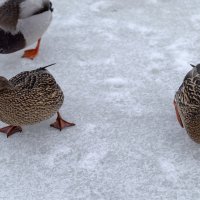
[37,63,56,71]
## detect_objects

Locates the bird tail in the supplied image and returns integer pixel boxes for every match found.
[37,63,56,71]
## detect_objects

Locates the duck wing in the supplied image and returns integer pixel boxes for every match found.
[9,70,30,87]
[0,0,52,32]
[10,69,58,91]
[9,70,42,90]
[0,0,22,32]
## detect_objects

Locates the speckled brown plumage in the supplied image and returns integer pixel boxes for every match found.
[0,65,75,137]
[174,64,200,143]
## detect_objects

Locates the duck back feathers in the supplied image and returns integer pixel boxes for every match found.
[0,66,64,126]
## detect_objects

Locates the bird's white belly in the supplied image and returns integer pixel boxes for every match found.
[17,10,52,47]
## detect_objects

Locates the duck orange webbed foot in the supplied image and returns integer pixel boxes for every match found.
[50,112,75,131]
[22,39,41,60]
[22,49,39,60]
[173,100,184,128]
[0,125,22,138]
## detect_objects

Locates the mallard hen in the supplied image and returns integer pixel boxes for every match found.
[0,0,53,59]
[0,63,75,137]
[174,63,200,143]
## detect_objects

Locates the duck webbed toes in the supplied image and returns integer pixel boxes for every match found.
[22,49,39,60]
[50,112,75,131]
[0,125,22,138]
[22,39,41,60]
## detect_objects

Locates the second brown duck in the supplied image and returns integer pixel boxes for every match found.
[174,63,200,143]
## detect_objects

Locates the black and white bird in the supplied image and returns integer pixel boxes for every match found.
[0,0,53,59]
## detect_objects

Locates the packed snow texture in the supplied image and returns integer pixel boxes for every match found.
[1,0,200,199]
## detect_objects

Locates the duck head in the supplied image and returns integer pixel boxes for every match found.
[190,63,200,74]
[0,77,13,91]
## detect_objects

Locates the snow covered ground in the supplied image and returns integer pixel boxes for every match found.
[1,0,200,199]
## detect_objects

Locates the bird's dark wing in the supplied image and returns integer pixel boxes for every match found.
[10,70,41,90]
[9,71,30,87]
[10,69,57,91]
[0,0,52,32]
[0,0,22,32]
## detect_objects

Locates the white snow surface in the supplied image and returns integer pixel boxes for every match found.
[1,0,200,199]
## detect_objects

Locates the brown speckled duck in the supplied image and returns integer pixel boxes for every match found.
[174,63,200,143]
[0,0,53,59]
[0,63,75,137]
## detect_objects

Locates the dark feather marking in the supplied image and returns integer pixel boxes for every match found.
[0,29,26,54]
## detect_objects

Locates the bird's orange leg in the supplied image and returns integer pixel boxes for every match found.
[0,125,22,138]
[173,100,184,128]
[50,112,75,131]
[22,39,41,60]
